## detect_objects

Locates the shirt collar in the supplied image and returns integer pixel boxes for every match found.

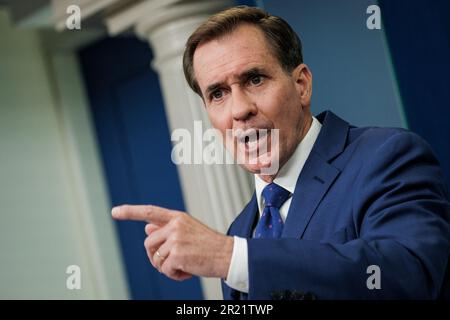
[255,116,322,212]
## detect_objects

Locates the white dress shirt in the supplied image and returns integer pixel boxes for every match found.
[225,116,322,293]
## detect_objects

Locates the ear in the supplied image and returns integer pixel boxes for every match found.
[292,63,312,106]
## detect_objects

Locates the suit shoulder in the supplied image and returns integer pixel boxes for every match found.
[349,126,406,145]
[348,126,433,154]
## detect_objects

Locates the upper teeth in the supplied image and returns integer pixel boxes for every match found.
[236,129,268,143]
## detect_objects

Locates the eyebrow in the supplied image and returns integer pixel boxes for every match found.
[204,67,268,97]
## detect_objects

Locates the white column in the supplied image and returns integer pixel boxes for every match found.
[114,0,254,299]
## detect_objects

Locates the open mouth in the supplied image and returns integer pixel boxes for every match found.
[236,129,270,151]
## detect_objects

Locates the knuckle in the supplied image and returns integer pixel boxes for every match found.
[170,232,182,244]
[147,250,155,267]
[145,205,153,220]
[145,223,153,235]
[171,215,184,229]
[143,236,151,249]
[148,253,154,265]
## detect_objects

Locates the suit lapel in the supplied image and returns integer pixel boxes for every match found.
[282,111,349,238]
[282,152,340,238]
[233,193,258,238]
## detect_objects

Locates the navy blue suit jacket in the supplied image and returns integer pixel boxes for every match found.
[222,111,450,300]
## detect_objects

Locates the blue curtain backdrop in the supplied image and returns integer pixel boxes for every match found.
[379,0,450,192]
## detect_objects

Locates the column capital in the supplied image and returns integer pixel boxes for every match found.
[105,0,233,68]
[134,0,232,38]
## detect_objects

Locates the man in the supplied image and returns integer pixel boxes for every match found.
[112,6,450,299]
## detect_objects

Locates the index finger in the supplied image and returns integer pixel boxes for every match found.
[111,205,173,225]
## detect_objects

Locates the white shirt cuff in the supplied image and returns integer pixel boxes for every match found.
[224,236,249,293]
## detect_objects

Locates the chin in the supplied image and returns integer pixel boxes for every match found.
[240,163,266,174]
[239,151,278,175]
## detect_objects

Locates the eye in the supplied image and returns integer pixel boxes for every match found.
[211,89,223,101]
[249,75,263,86]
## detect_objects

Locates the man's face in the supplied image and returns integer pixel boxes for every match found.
[193,24,312,176]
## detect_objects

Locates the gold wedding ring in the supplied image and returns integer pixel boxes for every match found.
[156,250,165,260]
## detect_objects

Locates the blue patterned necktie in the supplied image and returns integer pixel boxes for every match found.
[255,183,291,238]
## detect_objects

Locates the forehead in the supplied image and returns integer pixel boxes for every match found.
[193,24,279,90]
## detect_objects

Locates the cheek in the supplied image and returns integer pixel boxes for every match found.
[262,88,302,146]
[207,108,232,135]
[260,89,294,126]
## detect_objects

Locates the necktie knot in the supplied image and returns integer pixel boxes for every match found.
[262,183,291,209]
[255,183,290,239]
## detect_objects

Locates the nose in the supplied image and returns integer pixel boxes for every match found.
[231,88,258,122]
